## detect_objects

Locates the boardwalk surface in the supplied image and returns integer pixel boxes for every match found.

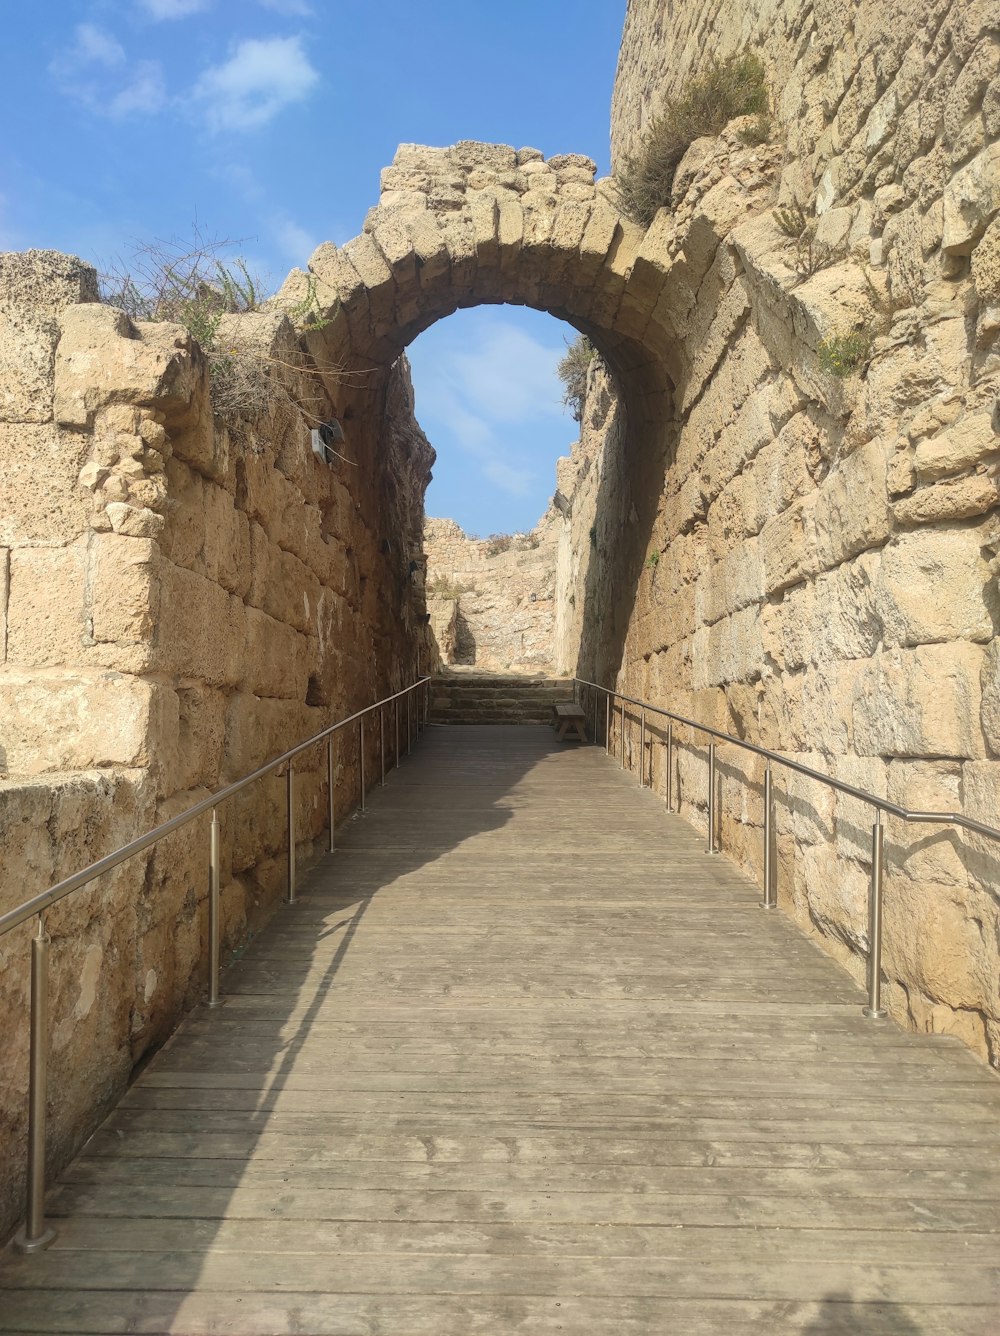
[2,724,1000,1334]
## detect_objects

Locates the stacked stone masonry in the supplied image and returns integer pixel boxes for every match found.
[424,515,559,672]
[3,0,1000,1247]
[567,0,1000,1065]
[0,250,431,1239]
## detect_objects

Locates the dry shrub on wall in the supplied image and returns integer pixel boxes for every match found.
[100,230,331,434]
[556,334,595,421]
[614,52,769,226]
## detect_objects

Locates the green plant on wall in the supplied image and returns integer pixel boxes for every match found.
[646,550,660,570]
[614,52,769,227]
[817,330,872,378]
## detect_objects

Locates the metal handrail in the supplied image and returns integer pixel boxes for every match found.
[3,675,431,1254]
[574,678,1000,842]
[575,675,999,1031]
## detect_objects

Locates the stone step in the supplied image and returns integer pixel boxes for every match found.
[430,674,575,726]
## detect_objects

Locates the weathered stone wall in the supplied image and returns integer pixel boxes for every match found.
[424,514,558,671]
[558,0,1000,1066]
[0,250,431,1239]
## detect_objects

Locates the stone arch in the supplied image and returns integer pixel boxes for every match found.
[273,140,683,415]
[270,136,783,682]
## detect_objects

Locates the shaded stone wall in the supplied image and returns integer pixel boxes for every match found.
[0,251,431,1239]
[424,516,558,672]
[558,1,1000,1065]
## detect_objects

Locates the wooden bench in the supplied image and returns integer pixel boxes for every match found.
[552,700,587,742]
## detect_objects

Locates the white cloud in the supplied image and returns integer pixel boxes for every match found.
[450,323,564,423]
[193,36,319,132]
[138,0,210,19]
[272,216,318,263]
[108,61,168,116]
[55,23,125,72]
[50,24,165,118]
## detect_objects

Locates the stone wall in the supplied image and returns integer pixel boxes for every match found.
[424,514,558,672]
[558,0,1000,1066]
[0,251,431,1239]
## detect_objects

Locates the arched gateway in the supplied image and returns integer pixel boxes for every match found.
[272,139,711,412]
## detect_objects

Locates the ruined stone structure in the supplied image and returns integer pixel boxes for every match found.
[576,0,1000,1063]
[2,0,1000,1249]
[0,251,431,1235]
[424,515,558,672]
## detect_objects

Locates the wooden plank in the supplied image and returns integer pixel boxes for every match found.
[2,721,999,1336]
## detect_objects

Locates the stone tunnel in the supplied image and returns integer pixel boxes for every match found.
[1,0,999,1309]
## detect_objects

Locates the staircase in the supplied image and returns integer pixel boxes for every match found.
[430,672,573,724]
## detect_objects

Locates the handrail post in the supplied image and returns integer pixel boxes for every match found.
[395,698,400,770]
[639,708,646,787]
[620,699,626,769]
[707,741,718,854]
[606,693,612,756]
[864,811,887,1019]
[208,810,221,1006]
[359,717,366,812]
[407,692,412,755]
[286,765,296,904]
[762,762,775,908]
[14,914,56,1253]
[327,736,335,853]
[666,721,674,812]
[380,707,386,786]
[592,688,598,746]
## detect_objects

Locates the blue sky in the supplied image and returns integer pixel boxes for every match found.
[0,1,625,534]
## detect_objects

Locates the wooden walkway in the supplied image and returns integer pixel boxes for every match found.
[2,724,999,1334]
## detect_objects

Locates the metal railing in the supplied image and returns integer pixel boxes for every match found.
[576,676,1000,1019]
[0,676,431,1254]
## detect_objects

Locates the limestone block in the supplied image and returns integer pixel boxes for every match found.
[403,213,451,286]
[393,143,452,170]
[548,154,597,175]
[853,644,985,759]
[886,760,969,886]
[496,197,525,272]
[468,192,500,268]
[892,470,1000,525]
[105,501,165,539]
[0,250,98,316]
[971,214,1000,302]
[981,640,1000,756]
[516,147,544,165]
[201,482,252,598]
[371,212,419,287]
[88,534,158,651]
[0,422,91,545]
[248,523,324,637]
[811,550,883,663]
[379,165,433,193]
[942,140,1000,254]
[54,305,205,431]
[876,528,994,647]
[0,671,166,774]
[813,438,891,569]
[243,605,310,701]
[5,540,88,667]
[341,234,396,325]
[913,412,999,481]
[884,877,994,1012]
[159,455,205,570]
[450,141,517,173]
[0,310,58,423]
[152,561,245,688]
[221,692,317,782]
[578,203,620,283]
[760,498,819,594]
